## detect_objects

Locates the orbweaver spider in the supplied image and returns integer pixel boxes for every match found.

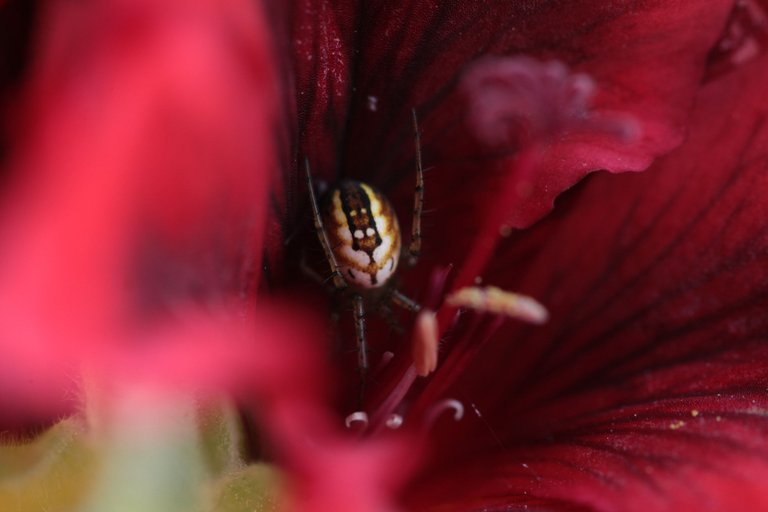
[304,110,427,390]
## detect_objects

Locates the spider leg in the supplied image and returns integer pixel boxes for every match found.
[406,108,425,267]
[305,158,347,290]
[352,295,369,404]
[390,288,422,313]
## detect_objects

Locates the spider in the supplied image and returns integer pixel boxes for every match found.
[304,110,426,389]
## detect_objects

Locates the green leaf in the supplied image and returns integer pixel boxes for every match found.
[207,464,282,512]
[197,401,244,476]
[0,419,97,512]
[0,398,269,512]
[81,396,209,512]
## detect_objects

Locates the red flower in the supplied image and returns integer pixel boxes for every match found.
[1,1,768,511]
[281,0,768,510]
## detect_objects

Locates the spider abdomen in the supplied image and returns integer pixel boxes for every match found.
[322,180,401,289]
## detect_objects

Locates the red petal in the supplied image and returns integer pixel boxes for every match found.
[283,0,738,415]
[0,0,281,416]
[286,0,356,184]
[408,0,733,286]
[286,0,733,219]
[408,42,768,511]
[337,1,730,217]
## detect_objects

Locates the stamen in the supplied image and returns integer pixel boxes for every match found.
[368,366,418,434]
[423,398,464,431]
[412,309,439,377]
[447,286,549,324]
[385,414,404,429]
[367,268,454,432]
[345,411,369,430]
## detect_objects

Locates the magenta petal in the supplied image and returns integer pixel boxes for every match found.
[406,43,768,511]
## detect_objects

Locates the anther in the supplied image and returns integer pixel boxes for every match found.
[447,286,548,324]
[386,414,404,429]
[345,411,369,430]
[412,309,439,377]
[424,399,465,431]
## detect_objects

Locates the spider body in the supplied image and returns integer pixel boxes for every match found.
[304,110,425,395]
[322,180,401,289]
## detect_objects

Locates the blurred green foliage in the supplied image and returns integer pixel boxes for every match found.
[0,402,280,512]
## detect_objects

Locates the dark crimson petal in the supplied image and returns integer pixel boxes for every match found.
[261,0,360,286]
[338,0,732,232]
[0,0,36,171]
[283,0,736,412]
[283,0,736,347]
[407,45,768,511]
[409,440,768,511]
[285,0,733,211]
[286,0,357,184]
[0,0,35,106]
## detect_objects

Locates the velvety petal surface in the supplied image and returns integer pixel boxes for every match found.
[286,1,733,270]
[277,0,740,418]
[406,42,768,512]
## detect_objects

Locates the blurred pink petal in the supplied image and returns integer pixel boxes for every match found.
[0,0,279,413]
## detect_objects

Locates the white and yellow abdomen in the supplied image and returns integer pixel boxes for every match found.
[322,180,401,288]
